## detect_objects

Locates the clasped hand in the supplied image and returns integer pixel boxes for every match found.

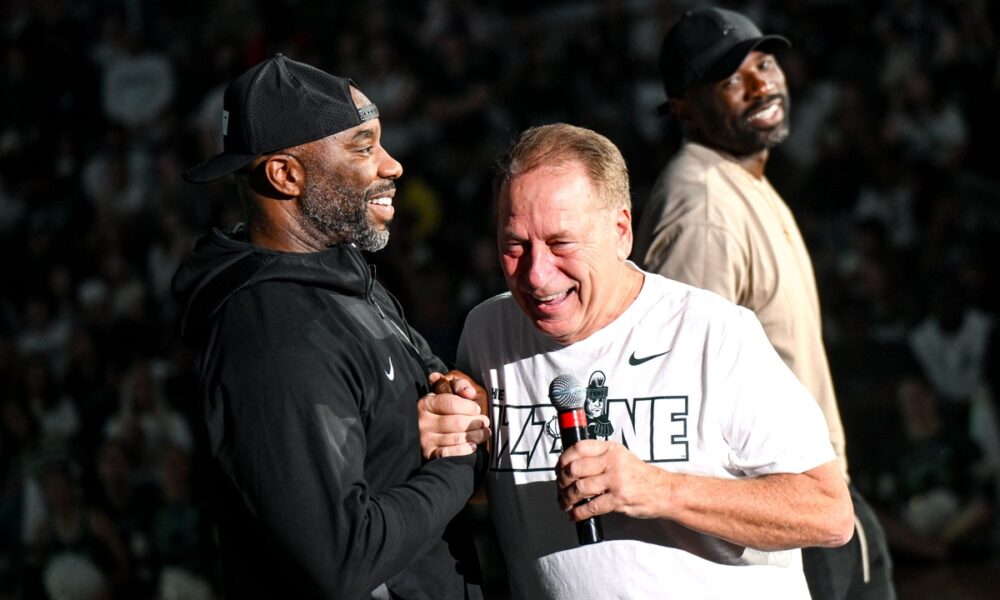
[417,370,491,459]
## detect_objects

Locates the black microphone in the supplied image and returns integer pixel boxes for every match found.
[549,374,604,545]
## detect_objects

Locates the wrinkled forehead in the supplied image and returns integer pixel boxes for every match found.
[500,162,600,206]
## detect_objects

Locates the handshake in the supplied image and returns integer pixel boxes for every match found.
[418,370,492,460]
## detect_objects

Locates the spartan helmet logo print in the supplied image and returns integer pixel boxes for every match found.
[585,371,614,438]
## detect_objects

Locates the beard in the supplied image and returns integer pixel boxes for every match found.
[730,94,791,154]
[697,93,791,157]
[738,94,790,148]
[299,176,392,252]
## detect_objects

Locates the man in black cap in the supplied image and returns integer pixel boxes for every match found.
[634,7,895,600]
[172,54,490,599]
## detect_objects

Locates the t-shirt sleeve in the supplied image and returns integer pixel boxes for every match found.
[644,219,749,305]
[641,181,750,305]
[713,307,836,476]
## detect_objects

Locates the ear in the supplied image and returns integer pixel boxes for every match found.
[668,97,698,130]
[615,207,633,261]
[262,154,305,198]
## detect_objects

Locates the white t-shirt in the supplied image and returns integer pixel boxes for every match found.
[634,141,847,476]
[457,268,835,600]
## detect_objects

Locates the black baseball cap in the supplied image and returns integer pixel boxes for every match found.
[658,7,789,109]
[184,53,380,183]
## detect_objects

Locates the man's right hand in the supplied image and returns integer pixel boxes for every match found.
[418,372,491,460]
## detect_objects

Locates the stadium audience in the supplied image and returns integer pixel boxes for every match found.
[0,1,997,598]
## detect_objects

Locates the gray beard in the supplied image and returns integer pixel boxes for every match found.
[734,94,791,154]
[300,181,390,252]
[735,118,789,153]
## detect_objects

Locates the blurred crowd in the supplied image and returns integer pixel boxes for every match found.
[1,0,999,598]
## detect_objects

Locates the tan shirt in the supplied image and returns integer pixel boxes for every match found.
[634,141,848,476]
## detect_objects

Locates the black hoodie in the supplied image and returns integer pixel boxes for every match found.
[173,228,482,599]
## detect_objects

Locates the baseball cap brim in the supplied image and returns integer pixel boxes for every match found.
[183,151,260,184]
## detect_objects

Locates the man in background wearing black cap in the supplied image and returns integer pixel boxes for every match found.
[634,7,895,599]
[172,54,489,599]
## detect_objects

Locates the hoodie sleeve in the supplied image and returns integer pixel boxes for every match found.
[210,335,475,598]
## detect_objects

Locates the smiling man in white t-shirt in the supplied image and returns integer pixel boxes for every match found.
[419,122,853,599]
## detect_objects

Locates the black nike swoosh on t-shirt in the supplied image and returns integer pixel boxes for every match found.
[628,350,671,366]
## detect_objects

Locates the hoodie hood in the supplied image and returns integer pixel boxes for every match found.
[172,227,371,344]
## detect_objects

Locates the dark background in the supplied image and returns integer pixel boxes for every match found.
[1,1,999,598]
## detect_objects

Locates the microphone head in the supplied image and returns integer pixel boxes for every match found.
[548,374,586,410]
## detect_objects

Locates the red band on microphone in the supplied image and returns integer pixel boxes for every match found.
[559,409,588,430]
